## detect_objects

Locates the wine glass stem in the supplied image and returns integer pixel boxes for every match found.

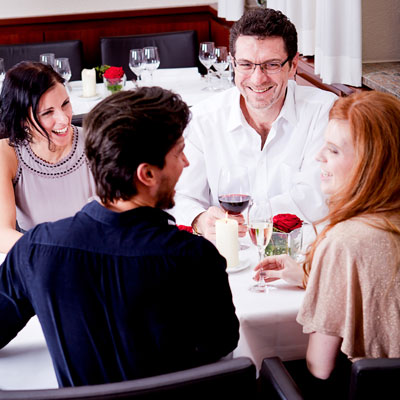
[206,67,211,87]
[257,247,266,289]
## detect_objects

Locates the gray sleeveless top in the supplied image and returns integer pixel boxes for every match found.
[13,126,97,231]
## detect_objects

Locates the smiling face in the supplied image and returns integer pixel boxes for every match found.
[30,82,73,147]
[233,35,298,116]
[316,119,356,196]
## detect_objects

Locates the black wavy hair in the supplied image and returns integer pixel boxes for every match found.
[0,61,64,145]
[229,8,298,64]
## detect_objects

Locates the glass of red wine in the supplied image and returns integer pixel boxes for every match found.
[218,166,251,250]
[218,166,251,215]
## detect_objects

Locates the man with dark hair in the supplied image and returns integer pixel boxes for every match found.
[172,8,337,242]
[0,87,239,387]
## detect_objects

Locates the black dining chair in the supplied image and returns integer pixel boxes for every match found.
[100,30,200,80]
[259,356,400,400]
[71,114,86,128]
[0,357,256,400]
[0,40,83,81]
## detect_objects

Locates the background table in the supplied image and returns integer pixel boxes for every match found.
[69,67,228,115]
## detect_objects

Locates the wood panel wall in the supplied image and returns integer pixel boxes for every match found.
[0,6,226,68]
[0,6,359,96]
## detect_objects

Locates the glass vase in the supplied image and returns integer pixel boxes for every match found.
[265,227,303,260]
[103,74,126,95]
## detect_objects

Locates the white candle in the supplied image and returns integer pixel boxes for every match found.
[215,216,239,268]
[81,68,96,98]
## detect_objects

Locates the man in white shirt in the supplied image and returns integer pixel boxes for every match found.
[171,8,337,240]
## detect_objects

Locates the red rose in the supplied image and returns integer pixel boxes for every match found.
[177,225,193,233]
[273,214,302,233]
[103,66,124,80]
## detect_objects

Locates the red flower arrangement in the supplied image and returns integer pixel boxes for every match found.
[272,214,302,233]
[102,66,125,93]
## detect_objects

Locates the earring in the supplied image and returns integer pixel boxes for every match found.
[24,126,30,134]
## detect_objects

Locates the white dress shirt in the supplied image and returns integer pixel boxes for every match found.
[171,80,337,229]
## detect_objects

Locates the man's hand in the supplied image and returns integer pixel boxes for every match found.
[193,206,247,241]
[254,254,304,287]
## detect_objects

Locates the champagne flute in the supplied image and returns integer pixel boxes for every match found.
[129,48,145,86]
[143,46,160,82]
[0,58,5,92]
[40,53,55,67]
[198,42,216,91]
[248,198,273,293]
[54,58,72,87]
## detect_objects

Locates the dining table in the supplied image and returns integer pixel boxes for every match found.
[68,67,230,115]
[0,68,308,389]
[0,241,307,390]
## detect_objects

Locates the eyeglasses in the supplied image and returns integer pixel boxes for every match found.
[232,56,290,75]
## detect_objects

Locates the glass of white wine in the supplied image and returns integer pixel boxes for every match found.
[247,198,273,293]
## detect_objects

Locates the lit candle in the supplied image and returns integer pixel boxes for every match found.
[81,68,96,98]
[215,214,239,268]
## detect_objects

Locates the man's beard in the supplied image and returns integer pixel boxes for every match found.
[155,175,175,210]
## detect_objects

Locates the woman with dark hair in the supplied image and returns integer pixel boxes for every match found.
[0,61,96,253]
[256,90,400,397]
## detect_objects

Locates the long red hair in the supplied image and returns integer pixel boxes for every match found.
[303,90,400,286]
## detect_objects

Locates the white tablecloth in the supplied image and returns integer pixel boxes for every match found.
[69,67,223,116]
[228,246,307,369]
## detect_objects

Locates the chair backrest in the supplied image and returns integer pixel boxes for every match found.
[0,40,83,81]
[0,357,256,400]
[349,358,400,400]
[100,30,199,80]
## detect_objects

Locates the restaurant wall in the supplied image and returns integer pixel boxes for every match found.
[0,0,217,19]
[362,0,400,62]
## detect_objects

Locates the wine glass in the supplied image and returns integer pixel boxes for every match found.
[198,42,216,91]
[54,58,72,87]
[0,58,5,92]
[218,166,251,216]
[214,46,229,89]
[247,198,273,293]
[143,46,160,82]
[218,166,251,250]
[40,53,55,67]
[129,48,145,86]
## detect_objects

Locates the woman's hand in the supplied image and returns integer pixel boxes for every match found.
[254,254,304,287]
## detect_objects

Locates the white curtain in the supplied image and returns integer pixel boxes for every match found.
[218,0,245,21]
[267,0,362,86]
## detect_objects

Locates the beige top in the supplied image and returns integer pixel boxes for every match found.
[297,216,400,361]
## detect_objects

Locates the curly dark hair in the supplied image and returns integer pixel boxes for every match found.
[84,87,191,205]
[0,61,64,145]
[229,8,298,64]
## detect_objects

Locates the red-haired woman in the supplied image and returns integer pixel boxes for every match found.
[257,90,400,398]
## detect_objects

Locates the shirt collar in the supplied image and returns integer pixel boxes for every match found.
[82,200,176,227]
[227,87,244,133]
[229,80,298,132]
[274,80,298,128]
